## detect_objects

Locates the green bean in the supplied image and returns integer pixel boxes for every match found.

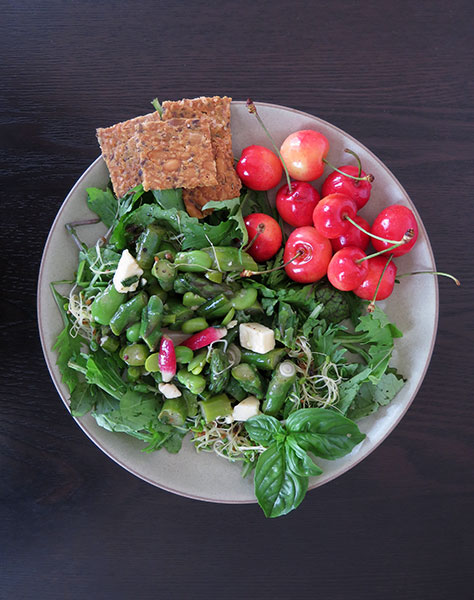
[225,377,248,402]
[163,298,194,327]
[175,345,193,364]
[177,369,206,394]
[181,317,209,334]
[99,334,120,353]
[262,361,297,416]
[159,396,188,426]
[90,283,126,326]
[109,292,148,336]
[240,348,287,371]
[120,343,149,366]
[139,295,163,351]
[196,294,232,318]
[201,247,258,272]
[187,350,207,375]
[151,259,175,291]
[231,287,258,310]
[231,363,265,400]
[174,250,213,273]
[208,348,230,394]
[199,393,232,423]
[136,224,166,269]
[182,292,205,308]
[221,307,235,326]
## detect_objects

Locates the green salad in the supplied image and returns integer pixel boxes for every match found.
[52,183,405,518]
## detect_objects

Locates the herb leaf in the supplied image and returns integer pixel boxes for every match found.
[285,437,323,477]
[86,187,118,227]
[245,414,285,446]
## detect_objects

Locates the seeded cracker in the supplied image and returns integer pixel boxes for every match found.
[162,96,241,218]
[137,118,217,191]
[96,112,161,199]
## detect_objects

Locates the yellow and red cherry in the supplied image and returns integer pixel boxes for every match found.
[321,165,373,210]
[280,130,330,181]
[371,205,418,257]
[276,181,321,227]
[327,247,369,292]
[331,215,370,252]
[353,256,398,301]
[236,145,283,191]
[283,226,332,283]
[312,193,357,239]
[244,213,282,262]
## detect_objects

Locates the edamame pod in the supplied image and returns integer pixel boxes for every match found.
[177,369,206,395]
[231,363,265,400]
[208,348,230,394]
[91,283,126,326]
[240,348,287,371]
[110,292,148,336]
[139,295,163,351]
[262,361,297,416]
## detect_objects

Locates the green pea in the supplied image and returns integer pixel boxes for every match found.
[121,343,149,366]
[126,322,141,343]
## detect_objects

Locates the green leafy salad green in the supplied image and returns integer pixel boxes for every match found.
[52,183,405,518]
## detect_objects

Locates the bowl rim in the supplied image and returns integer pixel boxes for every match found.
[37,100,439,504]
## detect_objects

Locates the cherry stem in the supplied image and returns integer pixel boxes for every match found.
[345,215,413,245]
[240,250,304,278]
[323,157,374,182]
[397,271,461,286]
[246,98,292,192]
[368,255,393,313]
[355,231,414,263]
[344,148,363,179]
[244,223,265,252]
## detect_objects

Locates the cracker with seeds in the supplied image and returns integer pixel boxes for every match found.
[137,117,217,191]
[96,112,161,199]
[162,96,241,217]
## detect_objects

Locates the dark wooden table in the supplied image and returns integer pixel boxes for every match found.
[2,1,473,598]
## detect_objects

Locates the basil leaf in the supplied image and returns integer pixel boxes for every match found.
[254,443,308,518]
[286,408,366,460]
[285,437,323,477]
[245,414,284,446]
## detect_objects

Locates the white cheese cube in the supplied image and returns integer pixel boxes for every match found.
[158,383,182,399]
[232,396,260,422]
[239,322,275,354]
[113,249,144,293]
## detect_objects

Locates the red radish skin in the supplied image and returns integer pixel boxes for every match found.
[158,336,177,382]
[179,327,228,351]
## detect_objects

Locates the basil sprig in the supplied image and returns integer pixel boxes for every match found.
[245,408,366,518]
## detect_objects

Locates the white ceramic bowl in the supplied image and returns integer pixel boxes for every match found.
[38,101,438,503]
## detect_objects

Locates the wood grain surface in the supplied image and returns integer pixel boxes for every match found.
[1,1,473,598]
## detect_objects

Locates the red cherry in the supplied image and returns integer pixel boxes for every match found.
[312,193,357,239]
[244,213,282,262]
[321,165,372,210]
[371,205,418,257]
[283,226,332,283]
[331,215,370,252]
[353,256,398,300]
[236,145,283,191]
[276,181,321,227]
[327,247,369,292]
[280,130,330,181]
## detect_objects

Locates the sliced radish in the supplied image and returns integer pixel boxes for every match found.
[158,336,177,382]
[179,327,227,351]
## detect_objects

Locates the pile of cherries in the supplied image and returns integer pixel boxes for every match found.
[237,127,419,304]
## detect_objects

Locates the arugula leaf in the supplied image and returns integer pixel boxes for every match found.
[119,389,160,429]
[202,196,248,246]
[69,381,95,416]
[86,187,118,227]
[85,350,127,400]
[286,408,366,460]
[274,301,298,349]
[347,370,405,420]
[254,443,308,518]
[152,189,184,211]
[51,284,83,394]
[240,188,275,218]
